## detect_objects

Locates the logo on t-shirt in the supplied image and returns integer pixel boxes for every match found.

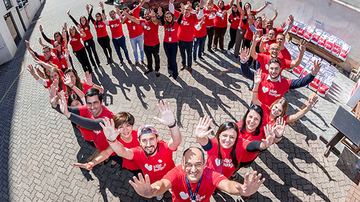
[111,23,119,28]
[265,64,269,70]
[71,38,78,42]
[144,25,151,30]
[180,192,189,199]
[262,87,269,93]
[181,21,190,26]
[145,164,152,171]
[93,130,101,134]
[269,89,281,97]
[215,158,221,166]
[215,158,233,168]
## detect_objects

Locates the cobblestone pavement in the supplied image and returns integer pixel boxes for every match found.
[0,0,358,201]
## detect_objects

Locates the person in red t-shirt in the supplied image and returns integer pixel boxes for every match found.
[102,101,181,187]
[193,3,212,64]
[104,8,132,66]
[123,9,161,77]
[259,29,276,53]
[129,147,265,201]
[38,39,73,72]
[203,0,217,54]
[28,64,66,93]
[88,2,113,65]
[158,7,180,79]
[39,24,69,49]
[227,0,241,55]
[25,41,63,71]
[68,8,102,69]
[250,31,306,74]
[121,0,146,66]
[170,0,204,72]
[213,0,234,51]
[68,25,93,74]
[265,14,294,37]
[63,69,104,98]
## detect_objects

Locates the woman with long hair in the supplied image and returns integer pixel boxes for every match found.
[227,0,241,55]
[68,8,102,69]
[212,0,234,51]
[27,64,66,93]
[63,69,104,98]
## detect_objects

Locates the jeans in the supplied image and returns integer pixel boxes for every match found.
[205,26,214,51]
[163,42,178,79]
[228,27,237,50]
[112,36,131,62]
[130,34,144,62]
[144,43,160,71]
[193,36,206,61]
[84,38,101,67]
[179,40,193,68]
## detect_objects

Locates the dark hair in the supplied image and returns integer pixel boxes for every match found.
[64,69,83,97]
[95,12,101,28]
[113,112,135,128]
[240,105,263,136]
[79,16,90,29]
[42,46,51,52]
[53,41,63,62]
[53,31,64,44]
[277,33,285,39]
[68,93,83,106]
[269,57,281,67]
[49,67,65,91]
[85,88,103,103]
[164,11,175,27]
[244,2,251,10]
[216,122,240,170]
[183,147,205,163]
[231,4,240,19]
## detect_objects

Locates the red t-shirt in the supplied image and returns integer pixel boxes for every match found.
[79,24,93,41]
[131,140,175,183]
[69,80,92,96]
[163,22,179,43]
[256,53,291,74]
[50,39,66,48]
[77,105,95,141]
[240,19,253,40]
[205,138,245,178]
[194,19,207,38]
[108,18,124,39]
[44,79,66,93]
[124,6,143,39]
[229,13,241,29]
[204,8,216,27]
[262,40,276,51]
[178,14,198,42]
[163,165,227,202]
[93,20,108,38]
[69,33,84,52]
[118,130,141,170]
[266,27,284,37]
[262,108,289,127]
[139,19,160,46]
[51,48,68,69]
[258,73,291,108]
[264,46,291,60]
[38,54,63,70]
[213,4,230,28]
[236,121,265,162]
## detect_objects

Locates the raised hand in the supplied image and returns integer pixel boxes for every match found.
[64,49,70,60]
[157,7,163,17]
[99,117,119,142]
[235,171,265,196]
[298,39,307,53]
[77,24,82,31]
[254,69,262,85]
[49,83,58,107]
[99,1,104,9]
[73,162,93,170]
[264,1,269,7]
[150,9,156,17]
[27,65,36,76]
[67,8,70,16]
[84,72,93,86]
[129,173,160,198]
[288,15,294,25]
[273,117,285,138]
[63,74,73,87]
[262,124,275,148]
[280,22,286,28]
[101,13,106,21]
[25,40,30,48]
[307,94,318,109]
[253,31,262,43]
[86,4,90,12]
[39,25,43,32]
[38,37,43,46]
[311,60,322,75]
[153,100,175,126]
[58,91,71,117]
[240,47,250,63]
[195,116,213,139]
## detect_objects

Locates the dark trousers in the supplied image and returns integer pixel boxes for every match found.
[144,43,160,71]
[228,27,237,50]
[163,41,178,79]
[193,36,206,60]
[84,38,100,67]
[74,47,92,74]
[97,35,112,60]
[234,28,245,57]
[109,154,123,166]
[205,26,214,51]
[179,40,193,68]
[112,36,131,62]
[244,38,253,65]
[213,27,227,50]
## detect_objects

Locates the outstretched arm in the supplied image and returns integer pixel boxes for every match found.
[282,14,294,37]
[250,31,261,60]
[251,69,262,106]
[289,60,321,89]
[254,1,268,14]
[218,171,265,196]
[154,100,181,150]
[239,47,255,81]
[129,173,172,198]
[195,116,213,146]
[123,10,140,25]
[73,146,114,170]
[290,39,306,68]
[287,94,318,123]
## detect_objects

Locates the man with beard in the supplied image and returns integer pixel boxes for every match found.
[128,147,265,201]
[240,48,321,108]
[123,9,161,77]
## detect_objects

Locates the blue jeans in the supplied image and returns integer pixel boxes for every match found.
[130,34,144,62]
[179,40,193,68]
[112,36,131,62]
[163,41,178,79]
[193,36,206,61]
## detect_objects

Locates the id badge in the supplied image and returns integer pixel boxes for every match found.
[133,25,136,30]
[85,42,88,46]
[169,37,172,42]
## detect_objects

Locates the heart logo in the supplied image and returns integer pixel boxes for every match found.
[179,192,189,199]
[145,164,152,171]
[262,87,269,93]
[215,158,221,166]
[158,159,162,163]
[265,64,269,70]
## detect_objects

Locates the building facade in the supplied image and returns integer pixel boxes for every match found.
[0,0,43,65]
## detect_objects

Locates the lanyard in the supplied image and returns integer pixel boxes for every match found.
[168,24,172,37]
[185,174,203,201]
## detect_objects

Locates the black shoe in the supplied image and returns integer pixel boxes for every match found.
[199,57,205,62]
[156,71,160,77]
[193,60,198,65]
[128,60,133,66]
[144,69,153,75]
[208,49,214,54]
[119,61,124,66]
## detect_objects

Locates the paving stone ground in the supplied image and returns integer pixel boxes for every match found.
[0,0,359,201]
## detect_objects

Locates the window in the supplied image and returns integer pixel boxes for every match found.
[3,0,12,10]
[17,0,28,10]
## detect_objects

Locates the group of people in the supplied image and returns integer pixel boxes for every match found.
[24,0,326,201]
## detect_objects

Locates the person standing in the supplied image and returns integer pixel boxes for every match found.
[213,0,234,51]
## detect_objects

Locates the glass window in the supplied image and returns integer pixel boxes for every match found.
[17,0,28,10]
[3,0,13,10]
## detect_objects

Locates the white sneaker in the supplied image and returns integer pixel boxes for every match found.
[227,50,231,55]
[156,194,163,200]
